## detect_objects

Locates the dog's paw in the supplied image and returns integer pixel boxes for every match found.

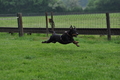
[77,45,80,47]
[76,44,80,47]
[42,41,46,43]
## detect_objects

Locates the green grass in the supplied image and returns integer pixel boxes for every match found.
[0,13,120,28]
[0,33,120,80]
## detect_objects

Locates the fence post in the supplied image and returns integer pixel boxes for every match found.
[106,13,111,40]
[17,13,24,37]
[51,12,55,31]
[45,12,49,37]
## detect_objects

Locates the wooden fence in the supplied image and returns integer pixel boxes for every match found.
[0,12,120,40]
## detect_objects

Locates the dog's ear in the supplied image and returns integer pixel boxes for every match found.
[70,25,73,29]
[73,26,76,30]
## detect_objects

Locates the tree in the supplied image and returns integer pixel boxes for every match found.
[85,0,120,12]
[61,0,83,12]
[80,0,88,9]
[48,0,66,12]
[0,0,83,14]
[0,0,56,13]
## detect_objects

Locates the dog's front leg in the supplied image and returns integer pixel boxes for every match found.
[73,41,80,47]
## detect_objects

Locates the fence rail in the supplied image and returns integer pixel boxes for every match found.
[0,27,120,35]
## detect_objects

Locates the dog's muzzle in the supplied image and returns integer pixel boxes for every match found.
[72,33,78,37]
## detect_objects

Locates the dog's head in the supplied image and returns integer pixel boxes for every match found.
[68,25,78,37]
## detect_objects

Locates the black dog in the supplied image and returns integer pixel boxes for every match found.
[42,25,80,47]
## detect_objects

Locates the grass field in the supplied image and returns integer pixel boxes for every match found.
[0,13,120,28]
[0,33,120,80]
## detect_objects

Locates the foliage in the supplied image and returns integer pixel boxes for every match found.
[86,0,120,12]
[0,0,58,13]
[0,0,120,14]
[0,0,83,14]
[80,0,88,9]
[61,0,82,12]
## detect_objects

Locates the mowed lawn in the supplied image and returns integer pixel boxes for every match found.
[0,33,120,80]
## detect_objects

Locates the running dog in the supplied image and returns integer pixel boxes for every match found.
[42,25,80,47]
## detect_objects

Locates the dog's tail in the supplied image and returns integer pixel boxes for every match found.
[49,30,56,35]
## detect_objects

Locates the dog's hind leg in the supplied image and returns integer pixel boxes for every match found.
[42,40,52,43]
[42,36,54,43]
[42,39,52,43]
